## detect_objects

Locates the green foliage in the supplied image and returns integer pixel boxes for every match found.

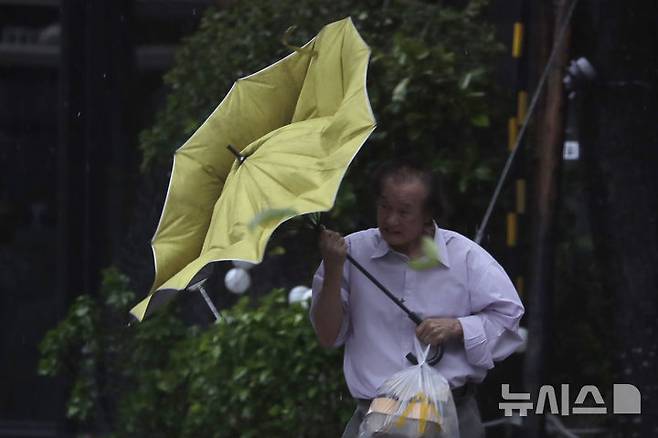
[139,0,506,232]
[39,267,349,437]
[38,293,100,421]
[39,267,188,429]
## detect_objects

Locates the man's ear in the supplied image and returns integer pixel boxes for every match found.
[424,213,433,226]
[423,216,435,236]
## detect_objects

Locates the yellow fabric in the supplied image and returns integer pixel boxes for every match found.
[394,393,441,433]
[130,17,376,321]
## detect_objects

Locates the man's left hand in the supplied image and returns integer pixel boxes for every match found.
[416,318,464,346]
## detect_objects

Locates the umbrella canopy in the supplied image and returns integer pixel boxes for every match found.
[130,17,376,321]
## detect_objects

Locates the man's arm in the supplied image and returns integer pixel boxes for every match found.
[311,229,348,348]
[415,258,523,365]
[457,261,525,369]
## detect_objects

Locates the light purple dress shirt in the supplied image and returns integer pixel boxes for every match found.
[310,225,525,399]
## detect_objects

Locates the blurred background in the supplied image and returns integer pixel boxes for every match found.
[0,0,656,437]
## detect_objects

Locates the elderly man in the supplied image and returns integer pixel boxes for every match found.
[310,161,525,438]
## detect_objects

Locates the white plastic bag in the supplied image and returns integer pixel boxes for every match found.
[358,339,460,438]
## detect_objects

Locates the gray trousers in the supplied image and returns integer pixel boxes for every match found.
[341,387,485,438]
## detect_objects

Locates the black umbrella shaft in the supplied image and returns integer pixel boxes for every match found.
[227,144,246,164]
[345,253,422,325]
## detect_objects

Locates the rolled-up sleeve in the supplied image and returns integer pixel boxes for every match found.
[310,256,352,348]
[458,261,525,369]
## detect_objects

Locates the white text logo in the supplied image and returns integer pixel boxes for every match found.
[499,384,641,416]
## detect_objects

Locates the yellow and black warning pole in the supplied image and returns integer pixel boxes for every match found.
[505,8,529,301]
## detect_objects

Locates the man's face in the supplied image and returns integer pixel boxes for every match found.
[376,176,430,254]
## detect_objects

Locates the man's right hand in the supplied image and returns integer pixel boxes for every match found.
[319,228,347,270]
[314,228,347,347]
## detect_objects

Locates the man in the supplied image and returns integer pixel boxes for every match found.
[310,161,525,438]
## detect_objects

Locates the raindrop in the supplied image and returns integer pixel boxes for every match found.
[77,111,81,117]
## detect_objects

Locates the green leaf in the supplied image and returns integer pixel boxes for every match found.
[74,306,89,317]
[392,77,410,103]
[409,236,441,270]
[248,208,298,231]
[459,72,473,89]
[268,246,286,256]
[470,113,490,127]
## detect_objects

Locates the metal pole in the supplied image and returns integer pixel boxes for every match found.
[198,285,222,322]
[188,279,222,322]
[523,1,573,436]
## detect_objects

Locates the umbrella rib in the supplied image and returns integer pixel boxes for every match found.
[255,156,330,171]
[255,147,324,161]
[242,164,270,213]
[258,146,364,171]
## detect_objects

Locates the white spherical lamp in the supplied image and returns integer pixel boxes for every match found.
[224,268,251,294]
[288,286,312,305]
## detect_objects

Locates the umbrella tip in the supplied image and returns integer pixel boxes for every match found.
[281,25,317,57]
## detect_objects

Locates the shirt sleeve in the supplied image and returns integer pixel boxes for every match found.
[310,247,352,348]
[457,260,525,369]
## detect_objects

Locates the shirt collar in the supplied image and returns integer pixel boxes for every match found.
[435,224,451,268]
[371,222,451,268]
[371,233,391,259]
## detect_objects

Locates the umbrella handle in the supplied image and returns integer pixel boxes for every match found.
[406,346,444,366]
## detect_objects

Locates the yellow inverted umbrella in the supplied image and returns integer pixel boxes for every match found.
[130,17,376,321]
